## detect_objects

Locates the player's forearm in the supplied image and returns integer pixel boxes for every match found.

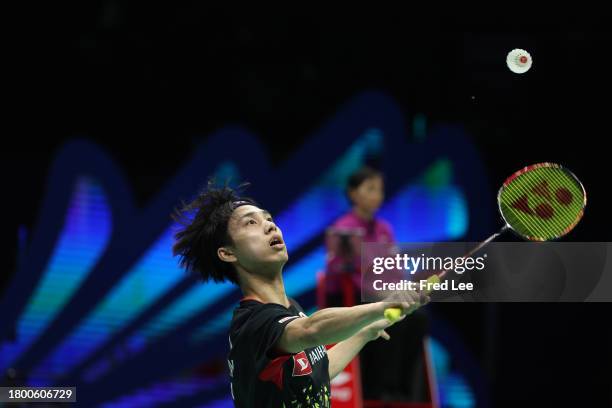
[303,303,383,347]
[327,333,368,380]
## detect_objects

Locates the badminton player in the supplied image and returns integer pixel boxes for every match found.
[172,182,429,407]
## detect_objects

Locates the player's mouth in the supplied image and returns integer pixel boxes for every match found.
[269,235,285,249]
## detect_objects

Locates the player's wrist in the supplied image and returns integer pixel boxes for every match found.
[371,302,387,318]
[355,327,372,344]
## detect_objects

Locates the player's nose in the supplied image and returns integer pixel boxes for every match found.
[265,221,277,234]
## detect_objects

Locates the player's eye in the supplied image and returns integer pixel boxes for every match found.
[246,219,257,226]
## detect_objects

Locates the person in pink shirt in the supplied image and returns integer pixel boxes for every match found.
[324,166,429,402]
[325,166,396,307]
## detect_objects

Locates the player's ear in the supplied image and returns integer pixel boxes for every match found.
[218,246,237,263]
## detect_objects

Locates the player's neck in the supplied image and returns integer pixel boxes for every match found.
[239,271,290,308]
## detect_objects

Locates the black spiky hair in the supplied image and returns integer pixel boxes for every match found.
[172,181,256,284]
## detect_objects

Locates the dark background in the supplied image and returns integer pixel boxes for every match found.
[4,6,611,407]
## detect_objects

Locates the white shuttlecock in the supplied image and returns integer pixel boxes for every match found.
[506,48,533,74]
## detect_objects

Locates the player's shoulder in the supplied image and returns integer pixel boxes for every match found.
[287,297,304,313]
[231,298,302,331]
[230,299,267,327]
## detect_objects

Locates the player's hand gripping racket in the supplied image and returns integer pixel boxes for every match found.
[385,162,587,322]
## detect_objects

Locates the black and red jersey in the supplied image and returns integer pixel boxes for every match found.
[227,298,330,407]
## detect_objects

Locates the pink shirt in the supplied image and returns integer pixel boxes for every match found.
[325,211,396,295]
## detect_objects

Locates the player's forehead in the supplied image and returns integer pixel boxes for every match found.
[230,204,271,220]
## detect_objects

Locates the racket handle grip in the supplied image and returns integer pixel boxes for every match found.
[384,274,440,322]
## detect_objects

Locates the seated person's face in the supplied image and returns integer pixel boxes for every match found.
[349,176,384,214]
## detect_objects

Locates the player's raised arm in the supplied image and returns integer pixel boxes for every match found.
[277,301,414,354]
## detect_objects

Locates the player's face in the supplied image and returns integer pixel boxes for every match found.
[350,176,384,215]
[226,205,289,273]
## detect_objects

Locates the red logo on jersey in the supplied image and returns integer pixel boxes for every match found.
[292,351,312,376]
